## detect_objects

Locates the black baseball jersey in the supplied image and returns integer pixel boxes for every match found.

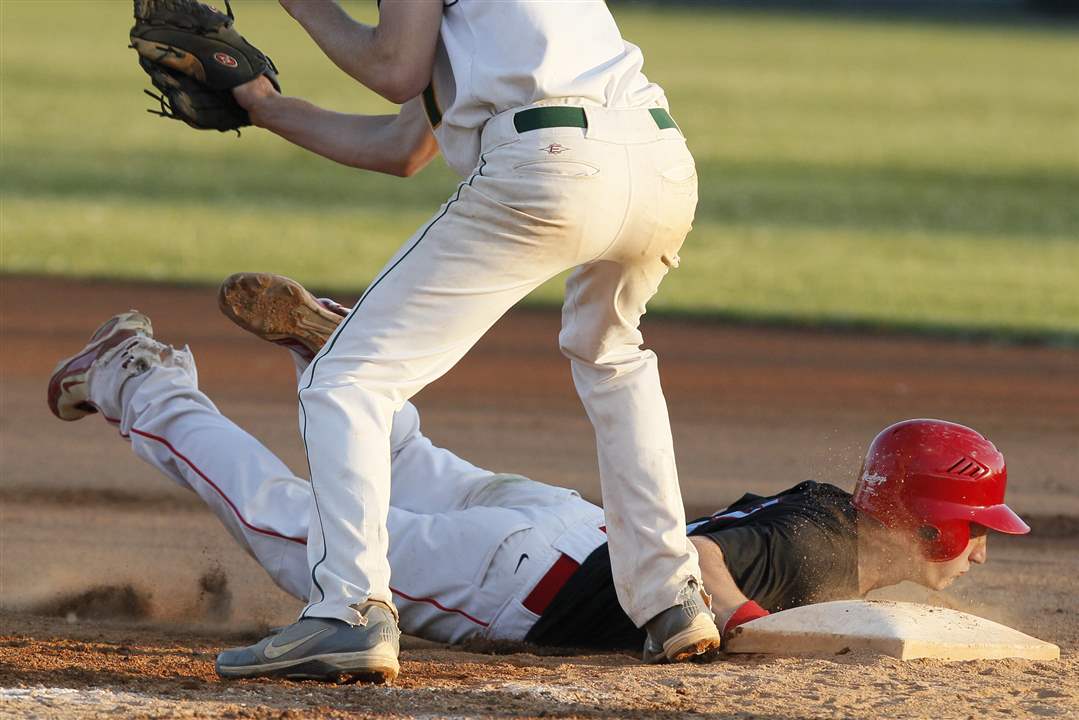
[524,481,859,650]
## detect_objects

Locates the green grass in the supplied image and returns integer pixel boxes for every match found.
[2,1,1078,339]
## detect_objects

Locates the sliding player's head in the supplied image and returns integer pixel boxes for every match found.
[852,419,1029,588]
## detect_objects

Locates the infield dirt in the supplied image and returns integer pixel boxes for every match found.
[1,276,1076,718]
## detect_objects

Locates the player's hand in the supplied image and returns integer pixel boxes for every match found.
[232,75,279,113]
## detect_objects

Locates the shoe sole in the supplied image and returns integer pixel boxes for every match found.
[645,613,723,664]
[218,272,343,359]
[215,648,400,683]
[47,311,153,421]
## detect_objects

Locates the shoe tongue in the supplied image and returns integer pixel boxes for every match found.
[351,599,399,623]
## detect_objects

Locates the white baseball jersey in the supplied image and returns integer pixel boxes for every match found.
[425,0,666,176]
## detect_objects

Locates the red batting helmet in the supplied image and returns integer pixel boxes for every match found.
[852,419,1030,562]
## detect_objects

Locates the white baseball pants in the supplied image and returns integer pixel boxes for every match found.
[299,101,703,627]
[90,353,607,643]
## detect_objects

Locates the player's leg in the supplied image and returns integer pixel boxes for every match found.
[49,314,315,599]
[291,351,567,517]
[94,350,535,636]
[217,271,566,515]
[215,226,573,678]
[293,150,625,628]
[387,402,585,514]
[48,309,606,655]
[46,310,565,647]
[558,132,719,660]
[231,123,629,679]
[560,260,694,614]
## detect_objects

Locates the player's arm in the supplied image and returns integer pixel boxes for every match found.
[690,536,771,637]
[233,79,438,177]
[279,0,443,104]
[690,536,751,616]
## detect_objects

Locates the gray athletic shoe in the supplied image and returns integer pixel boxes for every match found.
[215,602,401,682]
[642,579,722,664]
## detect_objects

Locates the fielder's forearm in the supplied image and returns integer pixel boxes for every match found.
[247,94,436,177]
[282,0,442,104]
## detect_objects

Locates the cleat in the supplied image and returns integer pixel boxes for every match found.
[47,311,154,421]
[218,272,347,362]
[215,602,400,682]
[642,579,722,664]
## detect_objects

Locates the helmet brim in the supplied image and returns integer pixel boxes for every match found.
[970,503,1031,535]
[910,498,1031,535]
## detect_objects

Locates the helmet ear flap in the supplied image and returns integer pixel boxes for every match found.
[921,520,970,562]
[917,524,946,560]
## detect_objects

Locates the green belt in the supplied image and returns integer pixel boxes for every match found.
[512,106,678,134]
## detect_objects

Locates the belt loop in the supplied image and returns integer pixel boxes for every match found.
[649,108,679,133]
[582,106,598,140]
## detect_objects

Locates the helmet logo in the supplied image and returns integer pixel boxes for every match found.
[945,456,989,479]
[214,52,239,68]
[859,471,888,496]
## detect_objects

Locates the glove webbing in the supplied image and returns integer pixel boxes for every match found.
[141,88,243,136]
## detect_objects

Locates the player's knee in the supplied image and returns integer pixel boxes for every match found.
[560,337,654,374]
[558,324,607,364]
[559,314,648,365]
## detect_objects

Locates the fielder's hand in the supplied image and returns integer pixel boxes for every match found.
[232,75,279,113]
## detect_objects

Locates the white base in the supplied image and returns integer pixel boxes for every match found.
[724,600,1060,661]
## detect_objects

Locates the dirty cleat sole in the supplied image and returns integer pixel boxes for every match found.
[47,311,154,421]
[642,580,723,664]
[218,272,344,361]
[660,613,723,663]
[644,611,722,663]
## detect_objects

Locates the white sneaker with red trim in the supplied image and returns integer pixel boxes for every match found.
[47,311,154,421]
[87,336,197,422]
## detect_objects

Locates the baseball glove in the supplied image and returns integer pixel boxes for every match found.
[130,0,280,133]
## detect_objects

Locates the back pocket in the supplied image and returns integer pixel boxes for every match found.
[660,162,697,196]
[514,160,600,178]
